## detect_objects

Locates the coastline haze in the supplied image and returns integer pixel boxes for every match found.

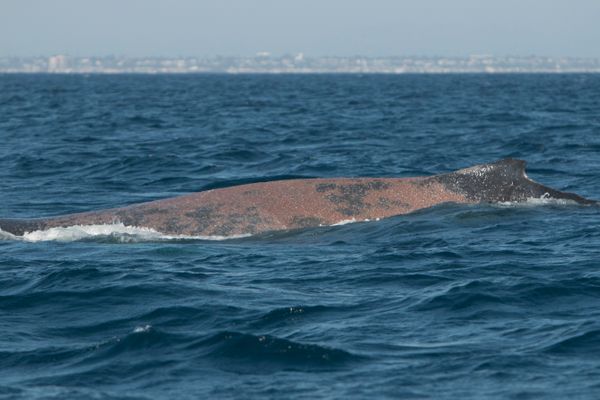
[1,0,600,58]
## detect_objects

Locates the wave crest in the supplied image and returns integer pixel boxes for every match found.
[193,331,360,371]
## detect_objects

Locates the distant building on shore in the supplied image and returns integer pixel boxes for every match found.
[48,55,69,73]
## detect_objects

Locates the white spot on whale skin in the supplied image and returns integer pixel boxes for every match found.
[456,164,494,177]
[2,223,252,242]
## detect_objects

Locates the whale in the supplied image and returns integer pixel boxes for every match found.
[0,159,596,238]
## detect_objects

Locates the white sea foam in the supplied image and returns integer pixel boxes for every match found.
[0,229,18,240]
[331,218,357,226]
[330,217,379,226]
[133,324,152,333]
[496,194,578,208]
[0,223,251,242]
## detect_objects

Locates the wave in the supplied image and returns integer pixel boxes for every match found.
[0,324,179,370]
[190,331,360,371]
[410,280,509,313]
[2,323,358,370]
[248,305,340,329]
[542,329,600,356]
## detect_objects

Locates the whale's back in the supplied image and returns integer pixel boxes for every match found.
[0,159,596,238]
[0,219,47,236]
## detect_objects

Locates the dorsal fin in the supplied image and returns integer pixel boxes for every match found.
[435,158,596,204]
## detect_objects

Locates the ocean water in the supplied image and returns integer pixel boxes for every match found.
[1,73,600,399]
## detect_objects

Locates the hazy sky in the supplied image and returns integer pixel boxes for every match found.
[2,0,599,57]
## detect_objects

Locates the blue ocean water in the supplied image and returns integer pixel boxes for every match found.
[1,73,600,399]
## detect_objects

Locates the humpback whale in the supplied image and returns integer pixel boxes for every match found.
[0,159,596,238]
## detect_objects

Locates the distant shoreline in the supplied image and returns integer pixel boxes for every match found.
[2,71,600,75]
[2,55,599,74]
